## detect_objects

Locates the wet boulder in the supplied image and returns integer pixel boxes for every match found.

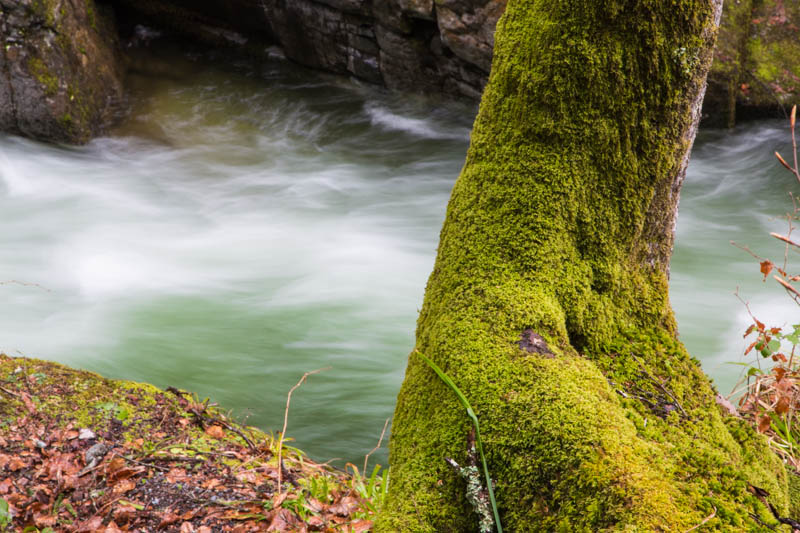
[0,0,125,144]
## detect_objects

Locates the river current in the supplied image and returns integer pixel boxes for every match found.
[0,47,796,465]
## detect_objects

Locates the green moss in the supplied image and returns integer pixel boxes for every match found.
[27,57,59,96]
[0,354,267,465]
[378,0,791,531]
[86,0,97,31]
[788,472,800,517]
[29,0,57,28]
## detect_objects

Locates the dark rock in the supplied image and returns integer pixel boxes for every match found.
[0,0,125,143]
[107,0,504,99]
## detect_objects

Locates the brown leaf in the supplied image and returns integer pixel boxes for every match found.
[328,496,359,517]
[197,527,213,533]
[304,497,324,514]
[112,478,136,494]
[8,457,27,471]
[205,425,225,439]
[180,522,195,533]
[112,505,137,524]
[776,397,791,415]
[159,510,181,528]
[236,470,260,484]
[307,515,325,531]
[268,508,299,531]
[20,391,36,414]
[33,511,57,527]
[166,467,189,484]
[103,521,126,533]
[758,415,772,433]
[0,478,13,494]
[201,478,222,490]
[349,519,374,533]
[760,261,774,280]
[74,516,104,532]
[272,491,288,509]
[106,457,125,474]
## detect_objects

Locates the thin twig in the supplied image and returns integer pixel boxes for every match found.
[683,506,716,532]
[774,275,800,305]
[122,455,169,472]
[792,105,798,186]
[277,367,330,496]
[731,242,770,263]
[631,355,687,417]
[210,418,258,453]
[770,232,800,249]
[0,385,20,398]
[363,417,390,475]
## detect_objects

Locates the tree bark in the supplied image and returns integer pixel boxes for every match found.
[377,0,794,531]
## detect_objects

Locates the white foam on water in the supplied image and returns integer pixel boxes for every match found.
[365,102,471,141]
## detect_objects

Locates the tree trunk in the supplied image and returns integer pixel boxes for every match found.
[377,0,794,531]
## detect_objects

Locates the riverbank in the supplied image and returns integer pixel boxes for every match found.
[0,353,380,532]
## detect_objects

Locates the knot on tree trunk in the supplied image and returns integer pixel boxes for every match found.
[518,329,554,357]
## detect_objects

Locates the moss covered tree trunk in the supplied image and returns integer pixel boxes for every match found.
[377,1,796,531]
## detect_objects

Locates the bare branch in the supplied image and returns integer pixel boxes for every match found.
[277,367,330,495]
[363,417,390,475]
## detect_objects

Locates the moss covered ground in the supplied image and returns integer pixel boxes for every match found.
[0,354,378,532]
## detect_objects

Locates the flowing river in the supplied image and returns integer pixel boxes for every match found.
[0,46,797,466]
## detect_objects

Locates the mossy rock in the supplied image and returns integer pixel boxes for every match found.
[0,0,125,143]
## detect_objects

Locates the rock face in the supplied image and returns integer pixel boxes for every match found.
[111,0,506,100]
[110,0,800,120]
[0,0,125,144]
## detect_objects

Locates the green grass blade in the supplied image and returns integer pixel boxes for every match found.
[416,350,503,533]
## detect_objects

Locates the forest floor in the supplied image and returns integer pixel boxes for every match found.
[0,354,378,532]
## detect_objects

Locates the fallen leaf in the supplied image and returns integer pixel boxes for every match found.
[776,397,791,415]
[112,478,136,494]
[20,392,36,413]
[267,508,298,531]
[205,425,225,439]
[201,478,222,490]
[349,519,374,533]
[758,415,772,433]
[166,467,189,483]
[74,516,104,532]
[236,470,260,484]
[112,504,137,524]
[329,496,359,517]
[272,492,288,509]
[33,510,57,527]
[159,510,181,528]
[103,521,126,533]
[8,457,27,471]
[307,515,325,531]
[180,522,195,533]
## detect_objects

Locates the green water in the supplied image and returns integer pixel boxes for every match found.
[0,47,796,466]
